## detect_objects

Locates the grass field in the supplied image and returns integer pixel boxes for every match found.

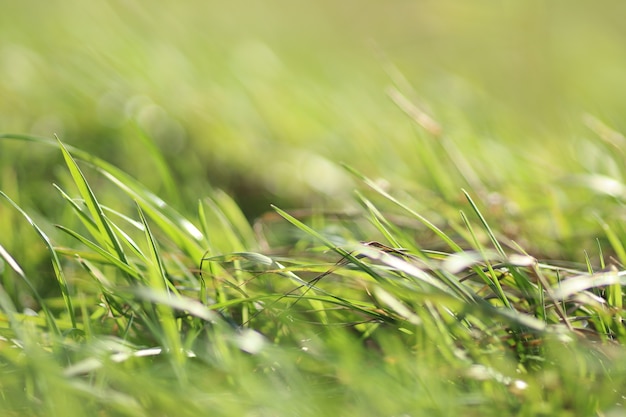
[2,2,626,416]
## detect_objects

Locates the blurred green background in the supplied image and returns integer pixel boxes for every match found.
[1,1,626,253]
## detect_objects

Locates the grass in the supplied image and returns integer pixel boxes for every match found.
[0,134,625,416]
[2,2,626,416]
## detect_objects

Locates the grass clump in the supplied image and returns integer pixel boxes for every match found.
[0,135,625,416]
[3,3,626,415]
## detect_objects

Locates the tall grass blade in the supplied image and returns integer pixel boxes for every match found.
[136,204,185,366]
[459,210,511,308]
[57,138,129,265]
[0,243,31,337]
[600,220,626,265]
[55,225,141,280]
[1,134,206,261]
[212,189,257,249]
[342,164,463,252]
[0,192,73,330]
[462,189,506,258]
[271,205,380,280]
[52,184,100,238]
[355,191,403,249]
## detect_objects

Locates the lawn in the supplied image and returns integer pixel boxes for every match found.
[1,2,626,416]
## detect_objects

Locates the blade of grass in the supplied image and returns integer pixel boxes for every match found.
[0,243,32,338]
[55,225,142,280]
[52,184,100,239]
[354,244,457,297]
[134,125,181,205]
[600,219,626,266]
[203,252,273,266]
[462,190,506,258]
[0,192,73,330]
[271,204,382,281]
[102,169,206,261]
[212,189,257,249]
[197,199,213,251]
[58,138,129,265]
[1,134,206,261]
[342,164,463,252]
[201,196,248,253]
[530,263,574,331]
[54,185,148,272]
[136,204,185,367]
[459,210,511,308]
[355,191,404,249]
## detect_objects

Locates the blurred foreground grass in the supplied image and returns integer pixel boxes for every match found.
[1,1,626,416]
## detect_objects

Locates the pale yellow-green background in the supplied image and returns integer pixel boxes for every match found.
[1,1,624,220]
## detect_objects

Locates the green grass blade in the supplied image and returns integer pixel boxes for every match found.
[132,287,220,323]
[0,192,73,330]
[136,204,185,366]
[355,244,457,296]
[203,252,273,266]
[600,219,626,265]
[0,243,33,337]
[57,138,128,265]
[462,189,507,258]
[101,170,206,261]
[55,225,142,280]
[54,184,147,261]
[212,189,257,249]
[137,205,177,295]
[355,191,403,249]
[197,199,212,251]
[459,210,511,308]
[271,204,381,280]
[201,196,248,253]
[554,270,626,300]
[343,164,463,252]
[53,184,100,238]
[134,126,181,205]
[1,134,206,261]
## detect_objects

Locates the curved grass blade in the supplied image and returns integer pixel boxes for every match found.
[355,191,404,249]
[55,183,147,261]
[0,192,73,330]
[271,204,381,280]
[55,225,142,280]
[600,219,626,265]
[462,190,506,258]
[58,138,129,267]
[136,204,185,366]
[200,196,248,253]
[342,164,463,252]
[373,286,422,325]
[354,244,456,296]
[197,199,213,251]
[212,189,257,250]
[0,243,46,338]
[53,184,100,238]
[137,205,177,295]
[1,134,206,261]
[132,287,220,323]
[240,255,364,326]
[459,210,511,308]
[101,170,206,261]
[134,125,181,205]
